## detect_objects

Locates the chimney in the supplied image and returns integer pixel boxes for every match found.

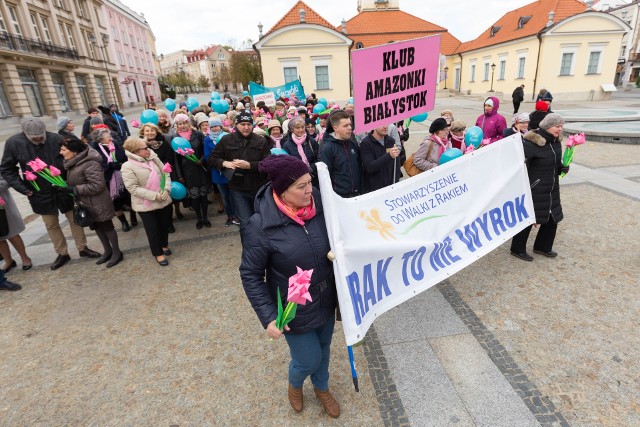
[258,22,263,38]
[546,10,555,27]
[341,19,347,34]
[584,0,595,10]
[299,9,306,23]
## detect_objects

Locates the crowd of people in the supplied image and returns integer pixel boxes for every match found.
[0,89,569,420]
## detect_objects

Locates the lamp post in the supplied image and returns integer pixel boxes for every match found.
[444,66,449,90]
[89,33,116,104]
[489,63,496,92]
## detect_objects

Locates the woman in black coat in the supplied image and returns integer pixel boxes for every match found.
[168,114,210,229]
[282,116,320,186]
[510,114,569,261]
[239,155,340,419]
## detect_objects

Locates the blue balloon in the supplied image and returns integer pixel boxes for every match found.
[318,97,328,107]
[170,181,187,200]
[347,97,354,105]
[411,112,429,122]
[439,148,463,165]
[210,91,221,100]
[185,97,199,112]
[464,126,484,148]
[171,136,191,151]
[164,98,176,112]
[312,103,326,114]
[140,109,158,125]
[242,90,249,96]
[270,148,289,156]
[212,99,229,114]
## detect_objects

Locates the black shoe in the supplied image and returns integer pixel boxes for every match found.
[163,248,172,256]
[79,248,101,258]
[203,219,211,228]
[510,251,533,262]
[225,218,233,227]
[106,252,124,268]
[168,223,176,233]
[95,253,112,265]
[2,259,17,273]
[119,216,130,232]
[51,254,71,270]
[176,211,184,220]
[533,249,558,258]
[156,258,169,266]
[130,213,138,227]
[0,280,21,291]
[196,221,203,230]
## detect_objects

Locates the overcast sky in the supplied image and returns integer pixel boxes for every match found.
[131,0,535,54]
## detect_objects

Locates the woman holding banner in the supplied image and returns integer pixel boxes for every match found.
[239,155,340,418]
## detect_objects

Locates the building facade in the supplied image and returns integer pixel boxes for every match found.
[102,0,160,106]
[602,0,640,87]
[0,0,118,120]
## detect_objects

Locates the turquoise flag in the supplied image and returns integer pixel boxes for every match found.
[249,80,305,100]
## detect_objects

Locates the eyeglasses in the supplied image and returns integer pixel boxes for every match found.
[135,147,150,153]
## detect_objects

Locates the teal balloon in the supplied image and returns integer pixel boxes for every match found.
[185,97,199,112]
[347,97,354,105]
[164,98,176,112]
[439,148,463,165]
[212,99,229,114]
[140,109,158,125]
[210,91,221,100]
[312,104,325,114]
[242,90,249,96]
[411,112,428,122]
[464,126,484,148]
[171,136,191,151]
[318,97,328,107]
[270,148,288,156]
[170,181,187,200]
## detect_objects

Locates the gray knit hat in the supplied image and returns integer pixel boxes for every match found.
[56,116,71,131]
[539,113,564,130]
[90,116,104,126]
[21,118,46,138]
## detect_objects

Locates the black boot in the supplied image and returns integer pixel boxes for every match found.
[117,214,130,232]
[129,211,138,227]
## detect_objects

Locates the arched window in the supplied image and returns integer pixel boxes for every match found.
[517,16,532,29]
[490,25,502,37]
[355,42,364,49]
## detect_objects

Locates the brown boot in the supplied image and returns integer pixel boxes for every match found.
[288,384,303,412]
[314,387,340,418]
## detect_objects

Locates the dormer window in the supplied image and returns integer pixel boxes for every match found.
[490,25,502,37]
[517,16,532,29]
[355,42,364,49]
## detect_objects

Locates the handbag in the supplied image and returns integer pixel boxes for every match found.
[0,208,9,237]
[73,198,94,227]
[403,140,434,177]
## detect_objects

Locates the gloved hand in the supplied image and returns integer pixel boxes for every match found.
[156,191,169,201]
[54,185,74,194]
[560,165,570,175]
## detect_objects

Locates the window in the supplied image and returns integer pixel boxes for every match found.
[65,24,76,50]
[517,57,526,79]
[30,13,42,41]
[470,63,476,82]
[130,34,136,48]
[620,45,627,58]
[111,26,118,41]
[355,42,364,49]
[8,5,24,36]
[86,32,95,58]
[94,7,101,26]
[483,62,490,81]
[135,57,140,69]
[77,0,86,18]
[315,65,330,90]
[40,15,52,43]
[499,60,506,80]
[218,53,225,60]
[587,51,601,74]
[118,51,125,67]
[559,52,574,75]
[0,13,6,32]
[121,31,128,44]
[127,55,132,68]
[283,67,297,84]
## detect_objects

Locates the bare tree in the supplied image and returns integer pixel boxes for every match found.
[230,50,262,87]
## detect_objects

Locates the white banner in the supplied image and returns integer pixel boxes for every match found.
[318,135,535,345]
[252,92,276,107]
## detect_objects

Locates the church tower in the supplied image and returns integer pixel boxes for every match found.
[357,0,400,12]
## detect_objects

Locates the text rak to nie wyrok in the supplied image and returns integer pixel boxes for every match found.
[346,194,531,325]
[364,47,429,124]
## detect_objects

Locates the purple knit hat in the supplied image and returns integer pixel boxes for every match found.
[258,155,310,194]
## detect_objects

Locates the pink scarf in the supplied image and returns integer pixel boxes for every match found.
[291,133,309,165]
[432,134,451,158]
[271,135,283,149]
[449,133,467,152]
[272,190,316,226]
[177,129,192,141]
[129,158,161,209]
[97,143,125,199]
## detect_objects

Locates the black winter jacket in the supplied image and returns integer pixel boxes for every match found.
[0,132,74,215]
[512,86,524,102]
[147,135,177,180]
[359,133,405,193]
[522,129,563,224]
[319,133,361,197]
[528,110,549,131]
[168,130,209,189]
[239,184,337,334]
[282,133,320,176]
[208,129,271,193]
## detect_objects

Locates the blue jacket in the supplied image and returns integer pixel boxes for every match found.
[319,133,361,197]
[239,184,337,334]
[204,132,229,185]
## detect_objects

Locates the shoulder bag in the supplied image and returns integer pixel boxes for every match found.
[73,197,94,227]
[403,139,434,177]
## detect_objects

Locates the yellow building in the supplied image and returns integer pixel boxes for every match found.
[447,0,630,102]
[254,1,352,101]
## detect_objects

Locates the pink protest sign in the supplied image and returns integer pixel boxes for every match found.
[352,35,440,134]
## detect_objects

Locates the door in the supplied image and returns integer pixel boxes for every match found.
[454,68,461,91]
[51,72,71,112]
[23,85,45,116]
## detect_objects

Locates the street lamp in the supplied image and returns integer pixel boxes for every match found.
[444,66,449,90]
[489,63,496,92]
[89,33,117,104]
[179,64,185,95]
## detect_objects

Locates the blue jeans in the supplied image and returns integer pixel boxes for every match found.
[216,183,235,217]
[229,190,256,230]
[284,316,335,391]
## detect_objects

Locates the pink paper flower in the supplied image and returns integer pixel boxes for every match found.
[223,120,230,126]
[481,138,491,146]
[0,196,5,207]
[49,165,62,177]
[287,267,314,305]
[184,148,195,155]
[131,119,140,128]
[25,171,38,181]
[108,142,115,152]
[176,148,186,155]
[266,113,272,119]
[566,132,586,148]
[27,158,47,173]
[465,145,475,154]
[162,163,172,173]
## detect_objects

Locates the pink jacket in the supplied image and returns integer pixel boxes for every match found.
[475,96,507,144]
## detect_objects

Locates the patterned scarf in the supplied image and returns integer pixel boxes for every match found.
[272,190,316,226]
[97,143,125,199]
[291,133,309,165]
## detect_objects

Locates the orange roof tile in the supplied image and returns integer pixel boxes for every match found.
[456,0,586,54]
[341,10,461,55]
[265,1,337,36]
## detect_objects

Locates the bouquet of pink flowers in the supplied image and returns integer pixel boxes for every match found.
[561,132,585,178]
[160,163,172,190]
[108,142,117,162]
[275,267,314,331]
[26,157,67,190]
[176,147,199,164]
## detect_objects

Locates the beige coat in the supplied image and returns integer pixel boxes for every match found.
[413,135,450,171]
[121,150,172,212]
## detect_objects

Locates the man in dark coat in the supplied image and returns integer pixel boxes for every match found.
[81,107,100,141]
[0,119,100,270]
[512,84,525,114]
[360,124,405,193]
[108,103,130,141]
[319,110,361,198]
[208,110,271,230]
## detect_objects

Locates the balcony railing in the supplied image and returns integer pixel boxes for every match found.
[630,53,640,62]
[0,31,79,61]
